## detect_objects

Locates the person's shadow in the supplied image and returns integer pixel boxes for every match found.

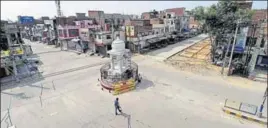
[119,112,131,128]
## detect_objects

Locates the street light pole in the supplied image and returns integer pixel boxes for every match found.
[227,20,240,75]
[257,87,268,118]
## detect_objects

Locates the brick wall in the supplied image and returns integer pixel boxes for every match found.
[88,10,105,28]
[165,7,185,17]
[125,20,151,26]
[150,18,164,24]
[141,12,151,19]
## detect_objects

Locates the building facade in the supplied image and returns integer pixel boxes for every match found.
[125,19,152,38]
[189,16,200,29]
[141,12,158,19]
[164,7,190,32]
[88,10,105,29]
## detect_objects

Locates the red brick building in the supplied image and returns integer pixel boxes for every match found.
[88,10,105,28]
[165,7,185,17]
[125,19,151,26]
[141,12,158,19]
[150,18,164,25]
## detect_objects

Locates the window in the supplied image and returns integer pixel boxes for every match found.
[81,22,85,28]
[68,29,79,37]
[171,21,174,25]
[260,39,265,48]
[58,30,63,37]
[107,44,112,50]
[98,35,101,39]
[106,35,112,39]
[167,14,171,18]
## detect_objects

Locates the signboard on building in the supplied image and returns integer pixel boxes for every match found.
[126,26,135,37]
[19,16,34,24]
[235,27,248,53]
[44,20,53,25]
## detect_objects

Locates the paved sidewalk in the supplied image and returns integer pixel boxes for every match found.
[147,34,209,61]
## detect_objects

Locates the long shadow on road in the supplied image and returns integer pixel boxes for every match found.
[119,112,131,128]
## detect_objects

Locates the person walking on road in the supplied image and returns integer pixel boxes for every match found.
[114,97,122,115]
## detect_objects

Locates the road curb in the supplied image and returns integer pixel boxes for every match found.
[222,107,267,125]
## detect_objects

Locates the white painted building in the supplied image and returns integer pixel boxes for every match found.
[163,12,180,33]
[152,24,168,35]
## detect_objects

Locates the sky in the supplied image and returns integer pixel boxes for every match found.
[1,1,267,21]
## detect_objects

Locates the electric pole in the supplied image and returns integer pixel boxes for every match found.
[257,87,268,118]
[55,0,62,48]
[227,20,240,75]
[221,33,232,75]
[112,15,114,41]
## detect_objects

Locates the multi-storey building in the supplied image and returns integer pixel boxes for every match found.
[164,7,190,33]
[104,13,132,30]
[88,10,105,30]
[247,9,267,68]
[125,19,152,38]
[162,12,180,33]
[141,12,158,19]
[149,18,167,35]
[75,19,101,53]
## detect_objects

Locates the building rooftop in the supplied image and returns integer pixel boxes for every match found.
[165,7,185,17]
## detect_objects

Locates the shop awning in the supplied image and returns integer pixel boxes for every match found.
[147,37,160,44]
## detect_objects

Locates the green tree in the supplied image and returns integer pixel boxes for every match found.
[191,0,254,62]
[191,6,206,27]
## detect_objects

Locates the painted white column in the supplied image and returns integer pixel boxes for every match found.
[257,56,262,65]
[4,67,10,76]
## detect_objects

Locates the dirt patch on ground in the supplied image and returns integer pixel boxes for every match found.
[164,39,266,90]
[165,57,220,76]
[164,38,220,75]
